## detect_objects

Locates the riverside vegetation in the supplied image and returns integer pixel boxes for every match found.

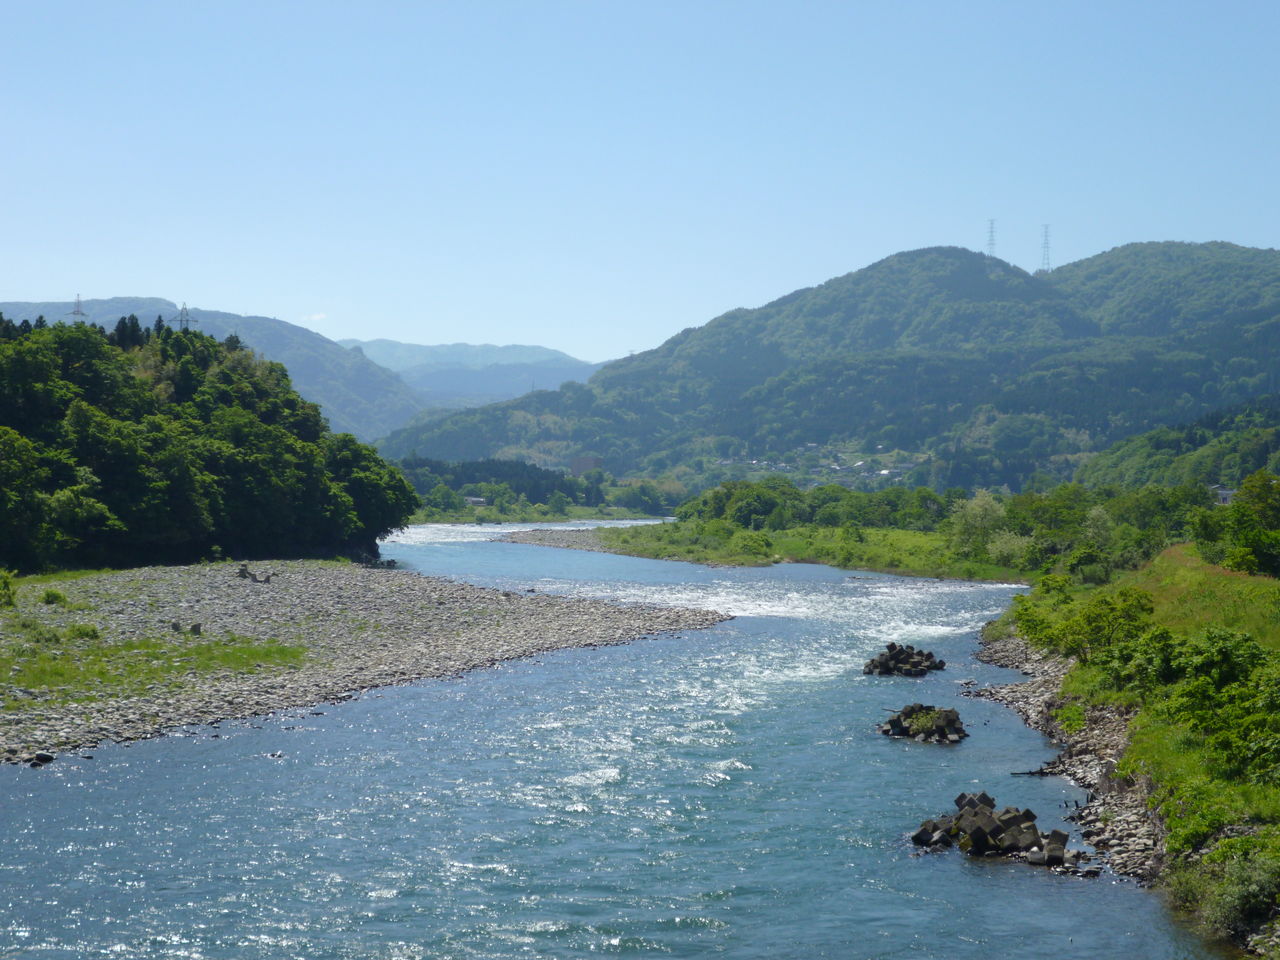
[564,471,1280,952]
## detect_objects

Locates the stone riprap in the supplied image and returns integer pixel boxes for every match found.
[863,642,945,677]
[913,792,1096,874]
[879,703,967,743]
[970,625,1164,882]
[1,560,727,765]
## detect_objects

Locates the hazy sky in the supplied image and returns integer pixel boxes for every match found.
[3,2,1276,361]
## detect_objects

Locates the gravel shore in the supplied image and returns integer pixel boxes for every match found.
[1,560,727,764]
[500,528,614,552]
[969,626,1164,881]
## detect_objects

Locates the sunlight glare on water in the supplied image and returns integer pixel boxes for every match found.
[0,523,1227,959]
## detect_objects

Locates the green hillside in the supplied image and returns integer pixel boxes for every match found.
[379,242,1280,490]
[0,315,417,571]
[0,299,425,442]
[1076,395,1280,488]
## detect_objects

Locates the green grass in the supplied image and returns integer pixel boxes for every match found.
[1016,543,1280,945]
[1,617,306,711]
[15,568,119,586]
[1114,544,1280,650]
[595,521,1026,581]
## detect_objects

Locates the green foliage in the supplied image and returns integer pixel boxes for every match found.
[0,570,14,608]
[905,709,942,736]
[40,589,66,605]
[1053,702,1086,734]
[1077,394,1280,489]
[0,320,418,570]
[380,242,1280,491]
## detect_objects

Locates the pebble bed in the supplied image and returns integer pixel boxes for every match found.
[0,560,727,764]
[500,528,614,552]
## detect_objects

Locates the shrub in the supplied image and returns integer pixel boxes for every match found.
[41,588,67,605]
[0,569,14,608]
[65,623,100,640]
[1202,855,1280,939]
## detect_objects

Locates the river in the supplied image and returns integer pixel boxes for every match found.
[0,522,1225,958]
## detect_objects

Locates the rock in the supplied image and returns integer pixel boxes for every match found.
[33,751,55,763]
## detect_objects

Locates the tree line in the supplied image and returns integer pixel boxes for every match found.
[0,316,418,571]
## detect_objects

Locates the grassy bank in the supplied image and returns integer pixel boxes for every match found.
[595,521,1025,581]
[1010,546,1280,950]
[1,569,306,715]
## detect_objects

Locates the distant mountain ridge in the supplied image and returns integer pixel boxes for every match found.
[341,337,604,411]
[0,298,423,442]
[340,339,590,372]
[379,242,1280,490]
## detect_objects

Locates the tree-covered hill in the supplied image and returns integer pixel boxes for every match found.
[1075,395,1280,488]
[0,299,425,442]
[379,242,1280,490]
[0,315,418,572]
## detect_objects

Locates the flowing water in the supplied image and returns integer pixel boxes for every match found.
[1,522,1226,958]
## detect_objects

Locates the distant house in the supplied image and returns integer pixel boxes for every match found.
[464,496,488,506]
[1208,484,1236,506]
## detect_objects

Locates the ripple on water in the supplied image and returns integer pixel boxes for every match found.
[0,536,1228,960]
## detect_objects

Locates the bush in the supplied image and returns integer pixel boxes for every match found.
[0,569,14,608]
[729,530,773,558]
[1202,855,1280,938]
[65,623,100,640]
[41,588,67,605]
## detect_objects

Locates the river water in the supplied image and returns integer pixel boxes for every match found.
[1,522,1225,959]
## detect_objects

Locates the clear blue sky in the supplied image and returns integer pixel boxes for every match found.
[3,2,1276,361]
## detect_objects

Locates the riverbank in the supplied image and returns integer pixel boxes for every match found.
[501,523,1026,581]
[969,624,1166,882]
[1,560,728,764]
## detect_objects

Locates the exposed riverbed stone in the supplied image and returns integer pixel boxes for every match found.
[1,560,728,764]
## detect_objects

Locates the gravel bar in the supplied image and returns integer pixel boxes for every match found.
[500,528,614,552]
[1,560,728,763]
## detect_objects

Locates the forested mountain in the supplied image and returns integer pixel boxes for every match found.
[0,299,424,441]
[0,315,417,571]
[379,242,1280,490]
[341,338,604,411]
[1076,395,1280,488]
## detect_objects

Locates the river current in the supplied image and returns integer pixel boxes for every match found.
[1,522,1225,958]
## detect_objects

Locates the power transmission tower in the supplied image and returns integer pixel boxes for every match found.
[68,294,87,318]
[176,302,197,331]
[986,220,996,259]
[1040,225,1052,272]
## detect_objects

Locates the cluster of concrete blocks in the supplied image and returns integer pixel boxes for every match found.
[912,792,1093,871]
[879,703,967,743]
[863,642,945,677]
